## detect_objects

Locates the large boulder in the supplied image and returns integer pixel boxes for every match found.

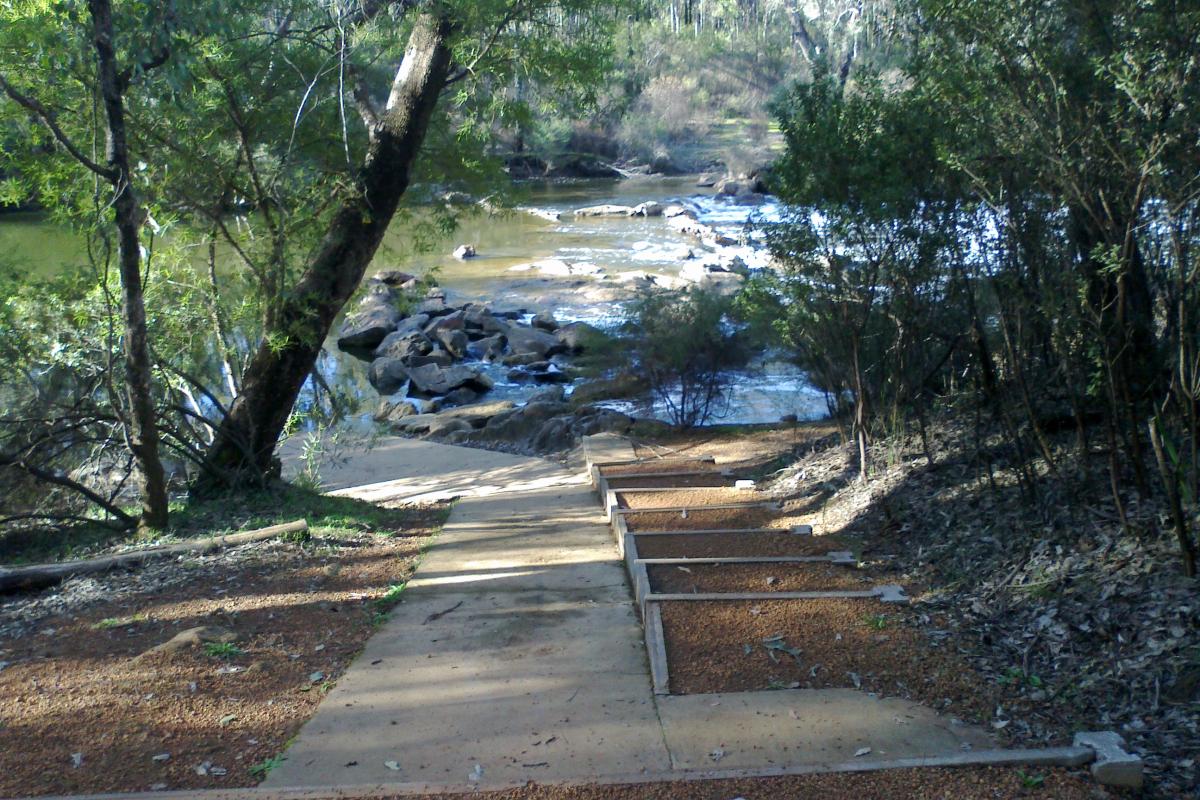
[370,270,416,287]
[374,399,417,423]
[337,296,401,349]
[570,372,649,406]
[374,331,433,362]
[574,204,635,217]
[531,312,558,332]
[630,201,665,217]
[462,304,507,333]
[506,325,565,359]
[453,244,476,260]
[406,349,454,368]
[434,328,470,359]
[406,363,494,396]
[556,321,601,354]
[368,358,411,394]
[467,333,506,361]
[371,315,430,358]
[425,310,465,335]
[476,401,572,445]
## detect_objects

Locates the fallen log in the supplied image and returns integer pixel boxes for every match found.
[0,518,308,594]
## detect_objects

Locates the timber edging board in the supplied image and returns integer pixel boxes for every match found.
[580,436,1143,789]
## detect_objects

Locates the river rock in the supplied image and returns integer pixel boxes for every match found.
[468,333,506,361]
[374,331,432,363]
[570,372,649,405]
[425,310,465,334]
[368,358,411,394]
[696,173,719,187]
[462,304,505,333]
[337,297,401,349]
[663,205,697,219]
[505,325,565,358]
[631,201,665,217]
[477,401,572,444]
[375,399,416,423]
[453,244,476,259]
[555,321,600,353]
[531,312,558,332]
[434,328,469,358]
[574,204,635,217]
[416,297,452,317]
[406,363,494,396]
[406,348,454,368]
[649,151,676,175]
[520,207,564,222]
[381,313,430,347]
[442,387,480,406]
[370,270,416,287]
[528,386,566,404]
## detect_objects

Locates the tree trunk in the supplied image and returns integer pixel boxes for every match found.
[197,12,454,487]
[89,0,169,530]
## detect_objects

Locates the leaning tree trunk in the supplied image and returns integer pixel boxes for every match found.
[89,0,170,529]
[198,13,454,488]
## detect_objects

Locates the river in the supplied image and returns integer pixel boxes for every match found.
[0,176,828,426]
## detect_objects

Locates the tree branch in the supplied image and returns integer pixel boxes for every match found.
[0,73,117,179]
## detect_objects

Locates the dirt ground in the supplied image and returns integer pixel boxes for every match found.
[658,596,1032,732]
[604,474,736,489]
[0,504,447,797]
[412,767,1110,799]
[647,561,872,594]
[633,532,846,559]
[623,506,782,531]
[615,487,763,509]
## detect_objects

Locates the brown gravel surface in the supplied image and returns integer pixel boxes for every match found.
[634,533,846,559]
[647,562,871,594]
[623,507,781,531]
[599,459,719,476]
[616,487,764,509]
[604,474,735,489]
[659,598,1000,718]
[412,766,1104,799]
[0,506,447,797]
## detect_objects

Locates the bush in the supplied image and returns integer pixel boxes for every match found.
[623,288,748,429]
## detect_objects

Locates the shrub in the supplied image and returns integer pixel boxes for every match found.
[623,288,748,429]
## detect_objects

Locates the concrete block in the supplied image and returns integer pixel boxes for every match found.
[1074,731,1143,788]
[828,551,857,564]
[875,584,909,603]
[734,479,756,490]
[791,524,814,536]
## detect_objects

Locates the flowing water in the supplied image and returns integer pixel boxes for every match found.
[1,177,828,425]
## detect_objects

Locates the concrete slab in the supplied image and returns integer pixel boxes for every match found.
[656,689,996,771]
[581,433,638,466]
[266,439,672,790]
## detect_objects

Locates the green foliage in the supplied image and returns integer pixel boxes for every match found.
[623,287,748,428]
[202,642,244,660]
[248,754,286,779]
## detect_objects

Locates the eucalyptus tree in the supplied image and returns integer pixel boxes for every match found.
[0,0,623,522]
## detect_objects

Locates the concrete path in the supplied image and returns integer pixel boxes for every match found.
[266,439,671,789]
[268,434,996,791]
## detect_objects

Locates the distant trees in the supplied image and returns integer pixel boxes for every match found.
[753,0,1200,573]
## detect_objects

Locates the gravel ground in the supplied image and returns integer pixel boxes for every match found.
[616,488,764,509]
[647,561,872,594]
[623,507,782,531]
[604,474,737,489]
[658,597,1008,724]
[634,532,847,559]
[413,766,1108,799]
[599,460,722,476]
[0,507,446,796]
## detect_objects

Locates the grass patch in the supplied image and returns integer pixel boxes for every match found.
[248,754,285,779]
[202,642,244,660]
[92,614,147,630]
[1,481,452,565]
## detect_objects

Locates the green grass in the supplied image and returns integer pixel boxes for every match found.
[203,642,245,660]
[863,613,889,631]
[248,754,286,779]
[92,614,147,630]
[1,482,451,565]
